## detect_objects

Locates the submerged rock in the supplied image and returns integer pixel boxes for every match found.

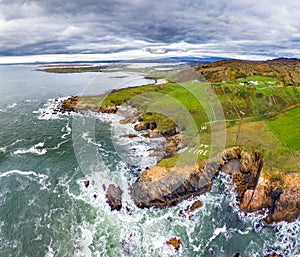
[166,237,182,251]
[234,253,243,257]
[263,253,282,257]
[179,200,203,219]
[106,184,123,211]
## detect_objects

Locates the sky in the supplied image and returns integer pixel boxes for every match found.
[0,0,300,62]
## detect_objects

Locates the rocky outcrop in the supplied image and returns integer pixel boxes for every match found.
[100,105,117,113]
[131,163,217,209]
[61,96,79,111]
[61,96,118,113]
[241,172,300,224]
[166,237,182,251]
[131,145,300,224]
[131,146,259,209]
[217,147,300,224]
[106,184,123,211]
[134,121,157,131]
[218,146,263,201]
[164,134,182,158]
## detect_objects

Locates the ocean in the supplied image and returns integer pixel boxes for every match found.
[0,64,299,257]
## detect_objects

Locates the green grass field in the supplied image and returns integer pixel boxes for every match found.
[266,108,300,152]
[77,75,300,174]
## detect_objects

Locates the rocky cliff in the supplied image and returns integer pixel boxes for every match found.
[131,146,300,225]
[240,172,300,224]
[131,147,262,209]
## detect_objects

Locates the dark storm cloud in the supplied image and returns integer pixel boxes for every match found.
[0,0,300,58]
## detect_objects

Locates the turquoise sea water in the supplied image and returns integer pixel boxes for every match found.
[0,65,299,257]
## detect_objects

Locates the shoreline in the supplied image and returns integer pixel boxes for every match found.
[58,93,300,226]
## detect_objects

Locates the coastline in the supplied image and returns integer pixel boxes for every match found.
[56,93,299,256]
[51,59,300,256]
[58,90,300,226]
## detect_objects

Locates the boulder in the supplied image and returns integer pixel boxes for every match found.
[179,200,203,219]
[120,133,138,138]
[106,184,123,211]
[189,200,203,212]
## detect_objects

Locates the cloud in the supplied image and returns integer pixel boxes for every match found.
[0,0,299,59]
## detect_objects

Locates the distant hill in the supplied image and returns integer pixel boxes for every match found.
[196,58,300,86]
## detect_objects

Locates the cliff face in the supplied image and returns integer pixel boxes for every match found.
[131,146,300,225]
[196,58,300,86]
[240,172,300,224]
[131,147,263,210]
[218,146,263,201]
